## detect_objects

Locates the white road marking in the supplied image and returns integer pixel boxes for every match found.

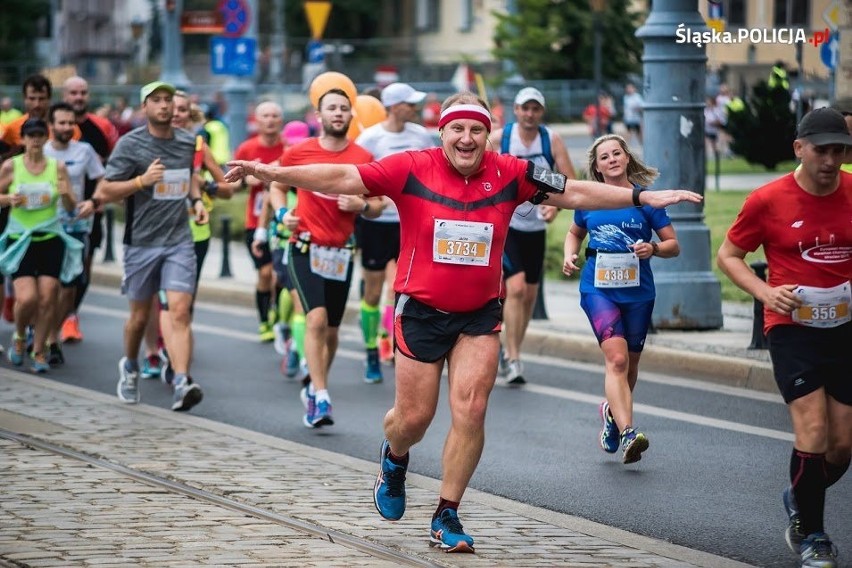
[83,297,793,442]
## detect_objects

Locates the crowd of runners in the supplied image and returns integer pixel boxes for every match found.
[0,71,848,566]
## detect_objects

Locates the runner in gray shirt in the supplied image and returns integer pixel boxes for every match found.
[94,81,207,412]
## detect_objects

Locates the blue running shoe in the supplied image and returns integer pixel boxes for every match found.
[8,333,25,366]
[620,427,649,464]
[284,350,300,379]
[783,486,805,553]
[311,400,334,427]
[365,348,383,384]
[598,401,620,453]
[800,532,838,568]
[373,440,407,521]
[300,385,316,428]
[30,352,50,374]
[141,353,162,379]
[430,509,475,553]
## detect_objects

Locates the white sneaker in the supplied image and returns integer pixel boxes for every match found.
[117,357,140,404]
[504,359,526,386]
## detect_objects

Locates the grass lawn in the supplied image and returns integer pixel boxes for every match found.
[706,155,797,175]
[115,190,764,303]
[543,190,766,303]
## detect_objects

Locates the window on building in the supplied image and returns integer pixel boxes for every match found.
[416,0,440,32]
[726,0,746,27]
[459,0,473,32]
[774,0,809,26]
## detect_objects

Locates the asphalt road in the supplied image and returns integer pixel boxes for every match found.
[12,285,850,567]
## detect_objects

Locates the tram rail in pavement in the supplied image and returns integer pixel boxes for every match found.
[0,370,753,567]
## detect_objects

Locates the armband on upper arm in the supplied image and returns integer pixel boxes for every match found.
[526,162,566,205]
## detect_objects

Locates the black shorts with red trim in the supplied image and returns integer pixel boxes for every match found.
[394,294,503,363]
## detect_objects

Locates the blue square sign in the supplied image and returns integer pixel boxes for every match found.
[211,36,256,76]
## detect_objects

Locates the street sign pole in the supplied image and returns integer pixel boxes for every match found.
[220,0,257,156]
[160,0,191,88]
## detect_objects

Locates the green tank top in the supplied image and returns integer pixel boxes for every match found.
[10,155,60,241]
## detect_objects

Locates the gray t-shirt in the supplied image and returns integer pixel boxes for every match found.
[104,125,195,247]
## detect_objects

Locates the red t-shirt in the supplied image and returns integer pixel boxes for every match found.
[726,171,852,332]
[283,138,373,247]
[357,148,539,312]
[234,136,285,229]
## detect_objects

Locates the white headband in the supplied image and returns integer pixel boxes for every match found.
[438,104,492,132]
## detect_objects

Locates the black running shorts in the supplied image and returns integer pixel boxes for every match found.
[359,219,400,271]
[767,322,852,404]
[394,294,503,363]
[288,244,353,328]
[502,227,546,284]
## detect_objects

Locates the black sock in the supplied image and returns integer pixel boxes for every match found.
[74,279,89,311]
[790,448,827,536]
[826,458,850,488]
[433,498,460,521]
[387,449,409,467]
[256,290,271,324]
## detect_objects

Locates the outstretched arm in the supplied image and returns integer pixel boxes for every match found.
[548,178,702,211]
[225,160,368,196]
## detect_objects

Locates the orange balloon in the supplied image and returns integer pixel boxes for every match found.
[353,95,387,129]
[346,119,362,141]
[309,71,358,110]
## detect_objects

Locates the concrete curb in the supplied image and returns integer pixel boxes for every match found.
[92,266,775,394]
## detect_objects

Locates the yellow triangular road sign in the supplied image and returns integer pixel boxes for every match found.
[304,1,332,40]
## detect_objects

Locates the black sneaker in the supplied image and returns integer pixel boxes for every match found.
[47,342,65,366]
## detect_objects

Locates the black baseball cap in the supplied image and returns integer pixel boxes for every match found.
[795,107,852,147]
[20,117,48,137]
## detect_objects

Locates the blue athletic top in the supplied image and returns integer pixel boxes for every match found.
[574,204,672,302]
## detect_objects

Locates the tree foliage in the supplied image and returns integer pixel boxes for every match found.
[725,82,796,170]
[0,0,50,83]
[492,0,643,80]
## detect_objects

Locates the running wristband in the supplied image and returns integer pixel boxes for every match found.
[253,227,268,243]
[275,207,288,223]
[632,187,645,207]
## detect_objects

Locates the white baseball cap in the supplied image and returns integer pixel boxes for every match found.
[514,87,545,107]
[381,82,427,107]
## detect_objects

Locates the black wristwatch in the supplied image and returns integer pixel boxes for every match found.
[190,197,202,208]
[90,197,102,208]
[632,187,645,207]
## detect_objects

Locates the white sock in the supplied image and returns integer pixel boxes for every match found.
[315,389,330,403]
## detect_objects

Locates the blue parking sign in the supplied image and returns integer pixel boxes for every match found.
[820,33,838,71]
[210,36,257,76]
